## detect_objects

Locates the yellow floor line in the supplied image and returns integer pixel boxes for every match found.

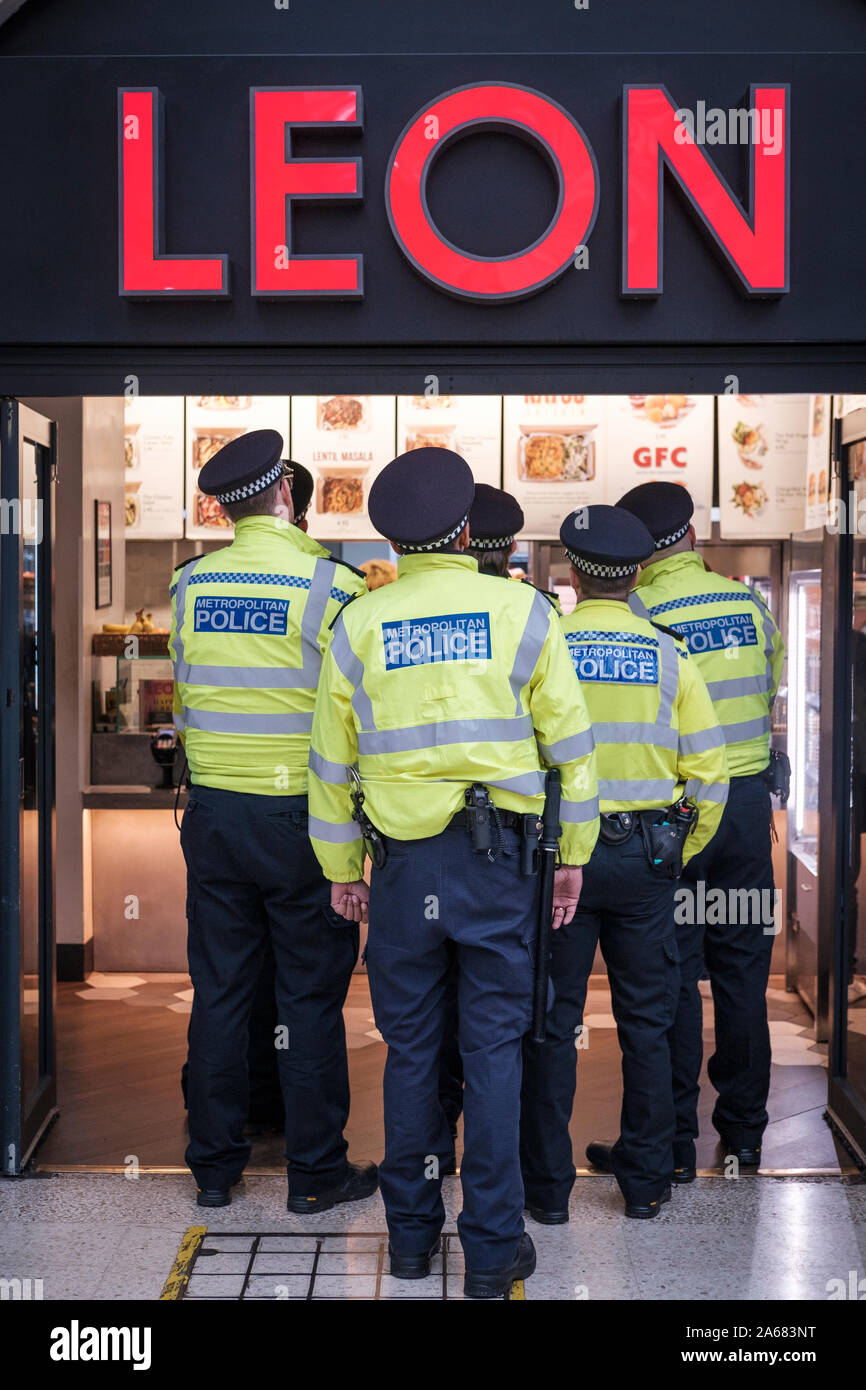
[159,1225,207,1301]
[508,1279,526,1300]
[35,1163,860,1177]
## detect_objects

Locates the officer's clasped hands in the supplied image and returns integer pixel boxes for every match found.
[331,879,370,924]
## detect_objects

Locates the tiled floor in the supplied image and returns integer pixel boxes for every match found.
[35,972,854,1173]
[1,1172,863,1301]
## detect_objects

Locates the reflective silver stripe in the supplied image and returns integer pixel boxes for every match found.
[628,591,652,621]
[173,712,185,734]
[329,619,377,730]
[560,795,600,824]
[509,591,551,715]
[308,749,354,785]
[174,662,315,689]
[678,725,726,755]
[358,713,534,756]
[684,779,729,805]
[656,631,679,730]
[706,673,772,699]
[723,714,771,743]
[182,708,313,735]
[302,558,337,674]
[170,557,205,668]
[488,770,547,797]
[747,586,778,710]
[598,777,675,802]
[538,729,595,764]
[308,815,363,844]
[592,721,678,750]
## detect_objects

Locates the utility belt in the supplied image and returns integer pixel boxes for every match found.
[348,771,547,875]
[598,797,697,880]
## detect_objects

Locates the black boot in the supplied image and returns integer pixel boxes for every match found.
[287,1160,378,1214]
[464,1233,537,1299]
[388,1239,440,1280]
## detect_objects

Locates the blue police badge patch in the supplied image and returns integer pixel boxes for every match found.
[566,638,659,685]
[382,613,492,670]
[194,594,290,635]
[672,612,757,655]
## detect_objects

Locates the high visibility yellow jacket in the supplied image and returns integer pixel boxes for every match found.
[169,515,367,795]
[629,550,785,777]
[308,551,600,882]
[560,598,729,863]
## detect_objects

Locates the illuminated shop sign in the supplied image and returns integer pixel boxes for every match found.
[118,81,789,303]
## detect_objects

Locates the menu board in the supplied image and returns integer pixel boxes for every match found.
[604,395,714,540]
[804,395,832,530]
[123,396,184,539]
[290,395,396,540]
[396,395,501,487]
[502,395,607,539]
[718,394,809,538]
[185,396,290,540]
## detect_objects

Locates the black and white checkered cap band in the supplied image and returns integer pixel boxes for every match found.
[398,512,471,553]
[471,533,515,550]
[214,461,283,505]
[565,548,640,579]
[653,520,690,550]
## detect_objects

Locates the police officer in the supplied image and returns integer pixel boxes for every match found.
[521,505,728,1220]
[467,483,562,611]
[308,448,599,1298]
[228,456,358,1137]
[617,480,785,1175]
[171,429,377,1211]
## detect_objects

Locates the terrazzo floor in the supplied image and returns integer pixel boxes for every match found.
[1,1172,863,1301]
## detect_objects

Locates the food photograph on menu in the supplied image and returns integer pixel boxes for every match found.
[184,396,290,540]
[290,395,397,539]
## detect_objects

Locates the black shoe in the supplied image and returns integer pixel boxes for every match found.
[524,1203,569,1225]
[671,1165,697,1185]
[196,1180,239,1208]
[287,1160,379,1214]
[625,1187,671,1220]
[717,1134,761,1168]
[464,1233,537,1300]
[585,1140,615,1173]
[388,1240,440,1280]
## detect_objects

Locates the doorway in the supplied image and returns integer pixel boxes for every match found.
[0,401,56,1172]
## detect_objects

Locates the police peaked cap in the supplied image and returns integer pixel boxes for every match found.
[198,428,285,505]
[560,504,654,578]
[368,448,475,550]
[469,484,525,549]
[287,460,314,519]
[616,480,695,551]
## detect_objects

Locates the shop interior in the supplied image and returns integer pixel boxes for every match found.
[12,390,866,1176]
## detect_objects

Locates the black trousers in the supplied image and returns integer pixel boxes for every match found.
[181,785,358,1191]
[521,835,680,1208]
[180,941,285,1125]
[675,773,775,1158]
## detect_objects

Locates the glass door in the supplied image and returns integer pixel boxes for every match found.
[0,401,56,1172]
[828,414,866,1164]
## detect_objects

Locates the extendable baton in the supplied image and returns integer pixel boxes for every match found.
[531,767,562,1043]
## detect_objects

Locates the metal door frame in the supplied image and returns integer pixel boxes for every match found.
[0,399,57,1173]
[826,407,866,1164]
